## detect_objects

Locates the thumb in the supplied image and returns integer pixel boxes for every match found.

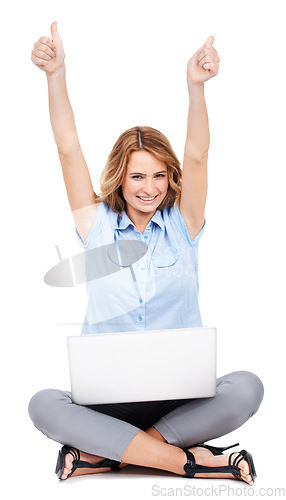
[204,35,215,47]
[50,21,60,44]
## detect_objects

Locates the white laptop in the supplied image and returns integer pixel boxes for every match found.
[67,327,217,405]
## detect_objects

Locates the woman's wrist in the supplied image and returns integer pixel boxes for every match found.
[187,80,204,96]
[187,81,205,105]
[46,63,66,81]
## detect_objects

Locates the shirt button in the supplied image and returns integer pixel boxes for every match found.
[138,315,143,321]
[141,267,145,270]
[139,298,143,303]
[144,235,148,239]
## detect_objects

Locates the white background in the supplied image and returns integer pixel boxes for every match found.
[2,0,285,498]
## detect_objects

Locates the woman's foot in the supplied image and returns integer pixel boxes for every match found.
[186,446,254,485]
[61,449,127,480]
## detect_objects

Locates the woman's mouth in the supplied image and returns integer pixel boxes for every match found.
[136,195,158,204]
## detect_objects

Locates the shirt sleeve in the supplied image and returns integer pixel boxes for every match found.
[170,203,206,246]
[75,202,107,250]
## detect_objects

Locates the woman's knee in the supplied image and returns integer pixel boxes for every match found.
[28,388,71,430]
[225,370,264,416]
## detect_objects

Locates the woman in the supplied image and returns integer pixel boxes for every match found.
[29,22,264,485]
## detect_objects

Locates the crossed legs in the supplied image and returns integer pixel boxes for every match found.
[28,370,264,483]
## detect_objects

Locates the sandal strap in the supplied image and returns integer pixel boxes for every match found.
[73,458,121,471]
[233,450,246,468]
[63,446,80,463]
[183,449,242,479]
[228,451,245,480]
[183,450,196,477]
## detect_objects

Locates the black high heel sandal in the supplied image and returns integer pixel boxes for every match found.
[183,447,257,484]
[55,445,121,480]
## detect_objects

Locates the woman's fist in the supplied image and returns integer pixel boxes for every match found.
[187,36,220,88]
[31,21,65,75]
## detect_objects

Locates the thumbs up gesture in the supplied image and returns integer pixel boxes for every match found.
[186,36,220,88]
[31,21,65,75]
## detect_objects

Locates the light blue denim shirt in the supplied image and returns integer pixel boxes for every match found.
[75,201,206,334]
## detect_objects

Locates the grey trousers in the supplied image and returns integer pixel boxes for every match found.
[28,370,264,462]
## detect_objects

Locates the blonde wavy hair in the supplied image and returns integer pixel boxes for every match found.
[95,126,182,217]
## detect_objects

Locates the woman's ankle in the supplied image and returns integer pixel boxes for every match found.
[121,429,186,475]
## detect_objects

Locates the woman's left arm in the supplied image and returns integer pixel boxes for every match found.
[179,35,220,240]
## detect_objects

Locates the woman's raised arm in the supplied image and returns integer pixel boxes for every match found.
[178,36,220,241]
[31,22,99,244]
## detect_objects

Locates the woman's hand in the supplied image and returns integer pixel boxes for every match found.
[187,35,220,88]
[31,21,65,75]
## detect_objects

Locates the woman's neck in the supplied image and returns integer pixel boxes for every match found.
[125,206,156,234]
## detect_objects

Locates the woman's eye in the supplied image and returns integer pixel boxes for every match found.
[131,174,166,179]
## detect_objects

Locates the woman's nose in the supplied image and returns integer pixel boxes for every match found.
[143,178,155,194]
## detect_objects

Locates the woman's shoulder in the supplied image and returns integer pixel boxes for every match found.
[74,200,114,249]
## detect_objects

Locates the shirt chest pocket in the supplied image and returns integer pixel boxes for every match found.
[151,246,180,268]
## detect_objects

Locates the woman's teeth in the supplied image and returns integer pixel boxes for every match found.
[138,195,157,201]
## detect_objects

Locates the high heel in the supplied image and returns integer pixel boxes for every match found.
[185,442,239,456]
[55,445,121,480]
[183,448,257,484]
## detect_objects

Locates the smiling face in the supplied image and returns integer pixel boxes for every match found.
[121,150,169,221]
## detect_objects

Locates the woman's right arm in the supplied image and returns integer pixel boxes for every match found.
[31,21,99,245]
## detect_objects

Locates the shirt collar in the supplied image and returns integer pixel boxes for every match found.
[116,208,164,231]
